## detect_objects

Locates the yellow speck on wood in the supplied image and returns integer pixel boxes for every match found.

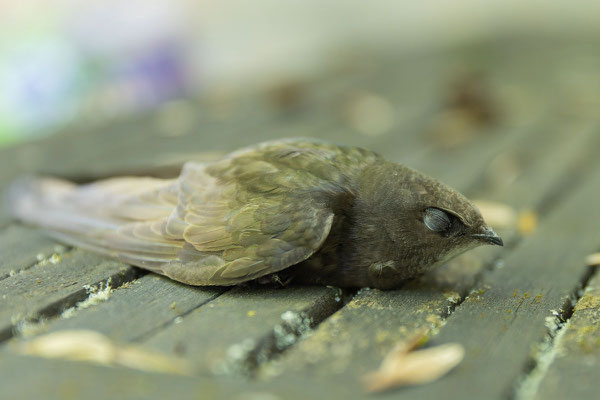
[534,294,543,303]
[247,310,256,317]
[517,210,538,236]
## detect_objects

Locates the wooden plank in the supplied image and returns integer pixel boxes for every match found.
[142,285,342,374]
[34,274,226,343]
[0,250,137,342]
[0,225,64,280]
[0,353,239,400]
[389,163,600,399]
[258,286,463,381]
[531,269,600,400]
[0,352,361,400]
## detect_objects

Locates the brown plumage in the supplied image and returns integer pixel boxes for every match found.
[7,139,502,289]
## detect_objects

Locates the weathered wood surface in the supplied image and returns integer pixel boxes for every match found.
[0,353,246,400]
[1,37,600,400]
[0,225,59,279]
[40,274,226,342]
[0,250,138,342]
[400,161,600,400]
[532,269,600,400]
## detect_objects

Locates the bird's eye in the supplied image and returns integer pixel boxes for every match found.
[423,208,451,233]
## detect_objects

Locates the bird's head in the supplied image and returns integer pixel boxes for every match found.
[352,161,502,285]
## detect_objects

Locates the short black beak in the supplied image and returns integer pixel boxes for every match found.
[472,227,503,246]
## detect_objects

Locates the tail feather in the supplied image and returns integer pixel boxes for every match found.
[6,175,175,240]
[6,175,184,274]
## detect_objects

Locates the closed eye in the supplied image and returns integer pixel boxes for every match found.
[423,208,451,232]
[423,207,467,237]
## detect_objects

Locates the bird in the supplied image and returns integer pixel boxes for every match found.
[7,138,503,289]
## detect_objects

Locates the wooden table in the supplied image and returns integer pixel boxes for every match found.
[1,36,600,400]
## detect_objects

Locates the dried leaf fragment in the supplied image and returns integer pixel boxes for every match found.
[363,341,465,393]
[585,253,600,267]
[16,330,193,375]
[473,200,517,229]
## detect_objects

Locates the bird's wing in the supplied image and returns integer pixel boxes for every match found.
[149,159,336,285]
[8,139,378,285]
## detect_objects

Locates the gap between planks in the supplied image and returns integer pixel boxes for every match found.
[512,261,600,400]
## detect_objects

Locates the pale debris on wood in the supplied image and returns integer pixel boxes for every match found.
[15,330,193,376]
[341,91,396,136]
[473,200,517,229]
[362,332,465,393]
[62,279,113,319]
[586,253,600,267]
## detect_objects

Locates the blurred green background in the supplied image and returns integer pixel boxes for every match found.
[1,1,598,147]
